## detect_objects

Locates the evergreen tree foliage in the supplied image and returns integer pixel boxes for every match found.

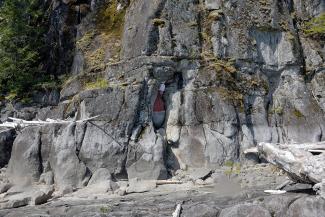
[0,0,48,96]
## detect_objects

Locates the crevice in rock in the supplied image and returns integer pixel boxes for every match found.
[233,105,242,160]
[164,144,180,178]
[37,129,44,176]
[75,122,88,156]
[131,80,150,139]
[145,0,168,55]
[243,97,256,146]
[196,0,205,53]
[286,196,302,210]
[87,121,123,147]
[289,0,307,78]
[265,96,272,127]
[146,26,160,55]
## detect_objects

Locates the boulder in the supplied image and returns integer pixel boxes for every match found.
[263,195,301,217]
[39,171,54,185]
[75,180,118,197]
[30,185,54,205]
[0,185,54,208]
[182,204,220,217]
[60,78,82,101]
[126,178,157,194]
[88,168,112,186]
[219,204,272,217]
[189,168,212,181]
[0,183,12,194]
[0,197,29,209]
[286,196,325,217]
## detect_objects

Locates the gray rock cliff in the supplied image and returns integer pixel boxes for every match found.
[0,0,324,191]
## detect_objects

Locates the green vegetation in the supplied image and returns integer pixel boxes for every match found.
[0,0,50,97]
[293,108,304,118]
[96,0,126,35]
[99,206,110,213]
[152,18,165,27]
[76,0,126,74]
[4,91,17,102]
[304,13,325,37]
[212,59,237,74]
[224,161,241,177]
[208,10,223,21]
[85,77,109,90]
[271,106,284,115]
[62,73,109,92]
[76,31,96,52]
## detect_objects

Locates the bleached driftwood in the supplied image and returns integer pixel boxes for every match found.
[0,116,100,129]
[156,180,183,185]
[264,190,286,195]
[246,142,325,184]
[244,141,325,154]
[172,204,182,217]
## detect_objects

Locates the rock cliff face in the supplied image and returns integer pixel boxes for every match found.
[1,0,325,189]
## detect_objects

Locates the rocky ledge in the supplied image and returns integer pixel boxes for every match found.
[0,164,323,217]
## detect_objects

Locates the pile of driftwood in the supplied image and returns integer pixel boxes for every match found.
[245,141,325,197]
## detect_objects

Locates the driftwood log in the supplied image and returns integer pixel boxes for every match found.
[0,116,100,129]
[245,142,325,184]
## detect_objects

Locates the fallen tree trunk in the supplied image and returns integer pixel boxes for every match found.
[0,116,100,129]
[156,180,183,185]
[245,141,325,154]
[246,142,325,184]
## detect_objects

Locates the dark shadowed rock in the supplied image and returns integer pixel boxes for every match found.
[0,129,15,168]
[32,89,60,106]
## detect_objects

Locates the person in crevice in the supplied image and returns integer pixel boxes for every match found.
[152,83,166,130]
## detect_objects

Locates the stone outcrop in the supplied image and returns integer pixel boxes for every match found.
[0,0,324,195]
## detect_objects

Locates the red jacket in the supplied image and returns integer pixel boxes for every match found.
[153,93,165,112]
